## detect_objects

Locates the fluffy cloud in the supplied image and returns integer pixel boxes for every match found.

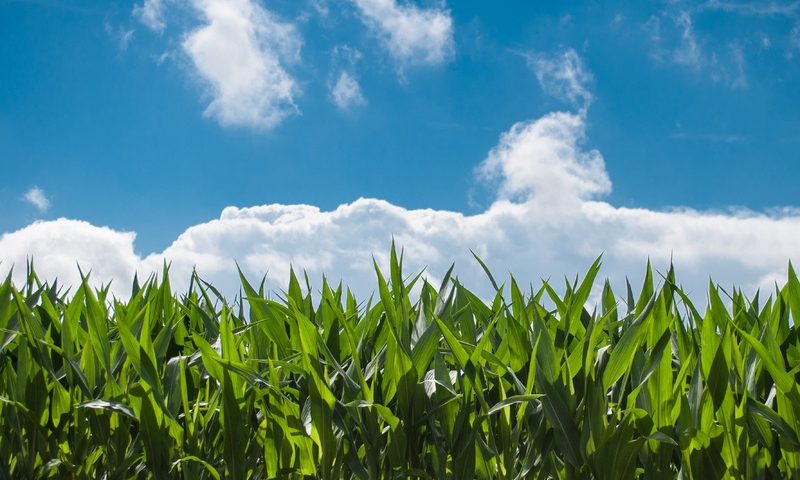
[3,111,800,304]
[524,48,594,109]
[133,0,301,129]
[0,220,139,291]
[477,112,609,206]
[23,187,50,213]
[132,1,455,128]
[183,0,302,129]
[351,0,454,67]
[330,71,366,110]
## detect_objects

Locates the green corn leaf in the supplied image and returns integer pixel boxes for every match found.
[603,291,657,390]
[485,394,545,416]
[77,399,136,420]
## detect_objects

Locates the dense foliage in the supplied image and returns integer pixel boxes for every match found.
[1,248,800,479]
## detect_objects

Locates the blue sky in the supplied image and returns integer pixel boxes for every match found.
[3,0,799,252]
[1,0,800,299]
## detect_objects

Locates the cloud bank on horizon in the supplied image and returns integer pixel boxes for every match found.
[3,46,799,302]
[3,106,797,301]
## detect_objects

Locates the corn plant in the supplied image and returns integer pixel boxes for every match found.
[1,247,799,479]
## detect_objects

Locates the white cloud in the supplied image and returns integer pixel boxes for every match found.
[646,10,749,89]
[105,22,135,52]
[331,44,363,67]
[351,0,454,68]
[700,0,800,17]
[133,0,167,33]
[729,43,748,89]
[133,0,453,127]
[133,0,302,129]
[182,0,302,129]
[330,71,366,110]
[525,48,594,109]
[3,111,800,305]
[644,15,665,61]
[23,187,50,213]
[477,112,609,206]
[0,220,138,291]
[673,11,703,69]
[671,131,746,143]
[310,0,330,18]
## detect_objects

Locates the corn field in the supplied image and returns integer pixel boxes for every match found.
[1,247,800,479]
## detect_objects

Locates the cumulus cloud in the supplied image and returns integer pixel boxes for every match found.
[477,112,609,206]
[524,48,594,109]
[330,71,366,110]
[23,187,50,213]
[3,111,800,304]
[0,220,139,291]
[133,0,302,129]
[351,0,454,68]
[183,0,302,129]
[133,0,454,127]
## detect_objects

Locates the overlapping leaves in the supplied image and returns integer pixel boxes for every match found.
[0,251,799,479]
